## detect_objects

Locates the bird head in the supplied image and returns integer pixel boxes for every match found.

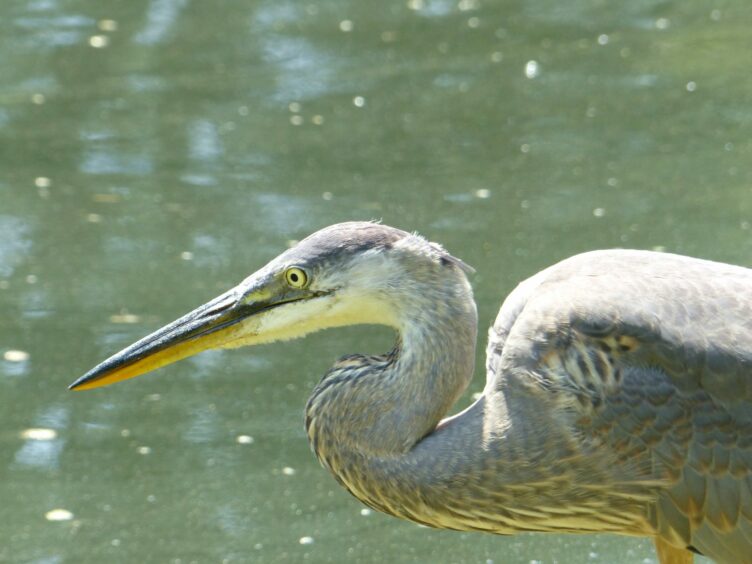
[69,222,473,391]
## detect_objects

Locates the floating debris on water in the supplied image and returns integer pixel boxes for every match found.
[3,350,29,362]
[360,508,372,516]
[282,466,296,476]
[236,435,254,444]
[137,446,152,455]
[20,428,57,441]
[109,312,141,324]
[299,536,314,545]
[524,60,540,79]
[89,35,110,48]
[45,508,74,522]
[98,19,118,31]
[92,193,121,203]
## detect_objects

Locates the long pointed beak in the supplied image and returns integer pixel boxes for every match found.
[70,287,263,391]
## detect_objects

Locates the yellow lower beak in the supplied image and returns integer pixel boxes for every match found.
[69,289,253,391]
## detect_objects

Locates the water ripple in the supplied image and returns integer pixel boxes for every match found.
[133,0,188,45]
[13,438,65,470]
[80,150,154,175]
[188,119,223,162]
[0,215,32,277]
[260,35,334,103]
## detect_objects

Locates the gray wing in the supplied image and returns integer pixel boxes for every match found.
[487,250,752,563]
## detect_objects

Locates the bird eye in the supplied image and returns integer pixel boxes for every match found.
[284,267,309,288]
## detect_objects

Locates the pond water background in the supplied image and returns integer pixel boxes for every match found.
[2,1,751,562]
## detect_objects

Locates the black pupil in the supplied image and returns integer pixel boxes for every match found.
[290,272,299,282]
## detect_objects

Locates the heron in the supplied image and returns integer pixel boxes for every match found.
[70,222,752,564]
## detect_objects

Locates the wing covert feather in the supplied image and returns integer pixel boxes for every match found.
[489,249,752,404]
[486,249,752,563]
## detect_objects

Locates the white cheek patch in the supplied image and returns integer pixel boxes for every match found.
[220,292,399,349]
[317,290,400,329]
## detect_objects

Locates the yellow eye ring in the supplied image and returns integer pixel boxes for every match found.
[284,267,309,288]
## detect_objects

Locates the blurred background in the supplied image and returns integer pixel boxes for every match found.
[1,0,750,562]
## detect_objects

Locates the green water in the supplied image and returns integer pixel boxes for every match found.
[2,0,750,562]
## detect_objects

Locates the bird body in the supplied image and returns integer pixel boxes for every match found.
[71,222,752,564]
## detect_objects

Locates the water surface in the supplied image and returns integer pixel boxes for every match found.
[2,1,750,562]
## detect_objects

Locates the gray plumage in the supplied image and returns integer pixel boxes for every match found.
[72,222,752,564]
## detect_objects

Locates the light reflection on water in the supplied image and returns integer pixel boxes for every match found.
[0,215,32,277]
[80,150,154,176]
[1,0,746,562]
[14,436,65,469]
[133,0,188,46]
[188,119,223,162]
[260,34,337,103]
[13,406,68,470]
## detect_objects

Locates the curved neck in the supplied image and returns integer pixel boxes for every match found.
[306,298,478,456]
[305,275,478,474]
